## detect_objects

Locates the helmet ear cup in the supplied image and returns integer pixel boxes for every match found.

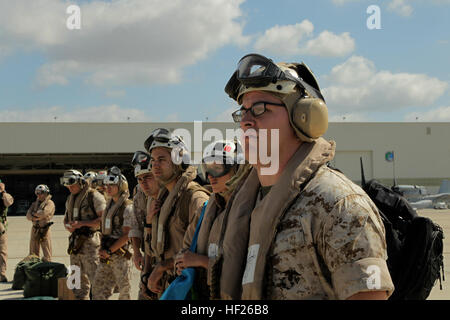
[291,98,328,142]
[171,146,190,170]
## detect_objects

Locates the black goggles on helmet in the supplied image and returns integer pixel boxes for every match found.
[201,158,235,178]
[224,53,324,101]
[132,151,150,167]
[60,176,78,186]
[144,128,172,151]
[104,166,123,185]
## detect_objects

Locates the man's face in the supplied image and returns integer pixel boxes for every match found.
[137,172,160,197]
[150,147,176,183]
[208,169,234,195]
[240,91,297,165]
[66,183,81,194]
[36,192,47,202]
[106,184,120,198]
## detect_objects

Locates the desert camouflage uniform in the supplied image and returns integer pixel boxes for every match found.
[0,191,13,280]
[92,204,133,300]
[130,185,149,300]
[268,166,394,299]
[26,196,55,262]
[64,190,106,300]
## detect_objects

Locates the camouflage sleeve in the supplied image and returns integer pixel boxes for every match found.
[36,200,55,220]
[2,192,14,207]
[26,202,35,221]
[317,194,395,300]
[128,203,143,239]
[123,205,134,229]
[92,191,107,214]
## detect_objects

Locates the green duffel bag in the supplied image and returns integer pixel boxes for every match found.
[23,262,68,298]
[12,255,42,290]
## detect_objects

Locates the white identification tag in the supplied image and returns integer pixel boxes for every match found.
[208,243,219,258]
[73,208,79,218]
[242,244,260,285]
[105,218,111,229]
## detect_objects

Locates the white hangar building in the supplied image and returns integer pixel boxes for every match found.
[0,122,449,214]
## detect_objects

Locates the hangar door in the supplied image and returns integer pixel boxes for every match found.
[330,151,373,184]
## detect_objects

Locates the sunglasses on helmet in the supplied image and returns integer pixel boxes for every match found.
[144,128,172,151]
[132,151,150,166]
[60,176,79,186]
[202,158,236,178]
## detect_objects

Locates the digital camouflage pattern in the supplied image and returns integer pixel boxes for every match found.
[93,202,133,300]
[70,232,101,300]
[65,189,105,300]
[268,165,395,300]
[130,186,147,241]
[92,253,132,300]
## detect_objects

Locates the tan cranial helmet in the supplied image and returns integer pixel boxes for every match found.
[225,54,328,142]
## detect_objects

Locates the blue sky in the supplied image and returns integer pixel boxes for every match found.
[0,0,449,122]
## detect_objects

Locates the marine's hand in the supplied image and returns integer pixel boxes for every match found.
[147,263,164,294]
[133,252,143,271]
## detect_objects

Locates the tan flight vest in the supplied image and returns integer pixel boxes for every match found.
[27,195,54,227]
[101,192,131,237]
[220,138,336,299]
[151,166,210,264]
[65,186,99,231]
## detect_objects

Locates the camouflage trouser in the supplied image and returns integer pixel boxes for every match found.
[30,227,52,262]
[92,254,131,300]
[0,232,6,277]
[69,233,100,300]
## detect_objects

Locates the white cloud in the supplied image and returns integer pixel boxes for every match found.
[0,0,248,87]
[387,0,413,17]
[0,105,152,122]
[404,106,450,121]
[253,20,355,57]
[322,56,448,112]
[304,31,355,57]
[254,21,314,56]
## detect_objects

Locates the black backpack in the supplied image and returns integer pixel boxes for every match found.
[358,158,445,300]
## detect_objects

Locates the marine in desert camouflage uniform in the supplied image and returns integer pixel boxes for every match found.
[219,53,394,300]
[129,151,161,300]
[0,180,14,282]
[92,166,133,300]
[26,184,55,262]
[62,169,106,300]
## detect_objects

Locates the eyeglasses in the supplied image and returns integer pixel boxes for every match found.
[231,101,285,123]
